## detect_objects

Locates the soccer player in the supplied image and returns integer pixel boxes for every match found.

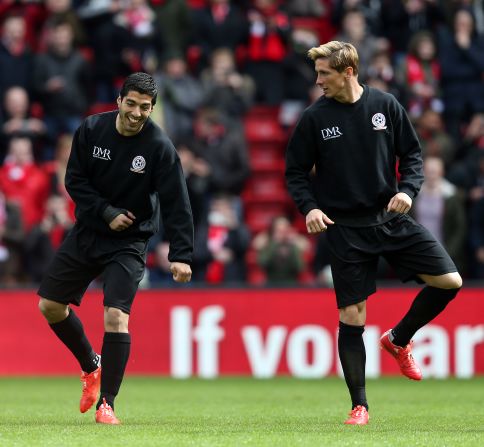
[285,42,462,425]
[38,72,193,425]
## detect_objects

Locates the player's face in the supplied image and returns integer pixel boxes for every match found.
[314,58,347,100]
[116,91,153,136]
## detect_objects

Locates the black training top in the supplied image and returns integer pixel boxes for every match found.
[285,85,424,226]
[65,111,193,264]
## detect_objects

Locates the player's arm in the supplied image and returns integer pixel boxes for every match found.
[102,206,136,231]
[392,99,424,203]
[305,208,335,234]
[65,122,111,219]
[155,141,194,282]
[285,114,320,216]
[170,262,192,283]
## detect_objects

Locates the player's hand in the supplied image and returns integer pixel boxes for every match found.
[305,209,334,234]
[170,262,192,283]
[386,192,412,214]
[109,211,136,231]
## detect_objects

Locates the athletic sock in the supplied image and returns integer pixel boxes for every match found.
[391,286,461,347]
[96,332,131,410]
[49,309,98,373]
[338,321,368,411]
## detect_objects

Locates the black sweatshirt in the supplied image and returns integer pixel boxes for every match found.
[65,111,193,264]
[285,85,424,226]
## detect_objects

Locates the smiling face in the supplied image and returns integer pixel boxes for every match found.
[315,58,349,100]
[116,90,153,136]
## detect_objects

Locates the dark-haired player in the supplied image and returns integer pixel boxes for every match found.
[38,72,193,424]
[285,42,462,425]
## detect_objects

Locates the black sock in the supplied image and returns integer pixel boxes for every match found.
[96,332,131,410]
[49,309,98,373]
[338,321,368,411]
[392,286,460,347]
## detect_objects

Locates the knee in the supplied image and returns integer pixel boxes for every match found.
[38,298,68,323]
[104,307,129,332]
[339,302,366,326]
[440,272,463,290]
[423,272,463,290]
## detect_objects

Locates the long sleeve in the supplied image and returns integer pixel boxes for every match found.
[65,123,110,220]
[393,102,424,199]
[285,114,319,216]
[155,147,194,264]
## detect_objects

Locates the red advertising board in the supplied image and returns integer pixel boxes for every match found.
[0,288,483,377]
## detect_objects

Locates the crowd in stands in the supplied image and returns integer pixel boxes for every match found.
[0,0,483,287]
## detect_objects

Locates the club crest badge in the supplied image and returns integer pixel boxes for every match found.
[372,113,387,130]
[130,155,146,173]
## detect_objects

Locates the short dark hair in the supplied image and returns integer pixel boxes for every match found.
[120,72,158,105]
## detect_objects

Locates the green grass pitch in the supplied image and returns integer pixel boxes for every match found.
[0,377,482,446]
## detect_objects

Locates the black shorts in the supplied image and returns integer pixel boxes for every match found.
[38,224,148,314]
[326,214,458,308]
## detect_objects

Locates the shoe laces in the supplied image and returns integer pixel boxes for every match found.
[99,398,114,416]
[397,343,416,367]
[349,406,366,418]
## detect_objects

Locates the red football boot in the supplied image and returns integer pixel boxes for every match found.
[80,366,101,413]
[344,405,369,425]
[95,398,121,425]
[380,330,422,381]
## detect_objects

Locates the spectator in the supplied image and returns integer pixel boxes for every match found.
[380,0,444,59]
[0,191,24,286]
[280,26,319,126]
[37,0,87,51]
[32,17,91,160]
[412,156,467,272]
[438,8,484,143]
[152,0,192,58]
[153,53,204,141]
[0,136,49,233]
[285,0,326,17]
[0,14,33,98]
[76,0,126,102]
[446,113,484,190]
[245,0,291,104]
[192,0,249,69]
[192,195,250,284]
[191,106,250,197]
[415,109,456,166]
[365,50,403,101]
[397,31,443,120]
[42,133,76,220]
[331,0,382,35]
[253,215,309,284]
[111,0,163,74]
[24,193,74,283]
[335,9,389,81]
[176,140,211,226]
[200,47,255,118]
[469,195,484,278]
[0,86,46,162]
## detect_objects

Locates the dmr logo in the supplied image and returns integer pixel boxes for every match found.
[93,145,111,160]
[321,127,343,140]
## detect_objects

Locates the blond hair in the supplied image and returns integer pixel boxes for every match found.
[307,41,359,75]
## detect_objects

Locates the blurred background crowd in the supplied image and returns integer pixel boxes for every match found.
[0,0,483,288]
